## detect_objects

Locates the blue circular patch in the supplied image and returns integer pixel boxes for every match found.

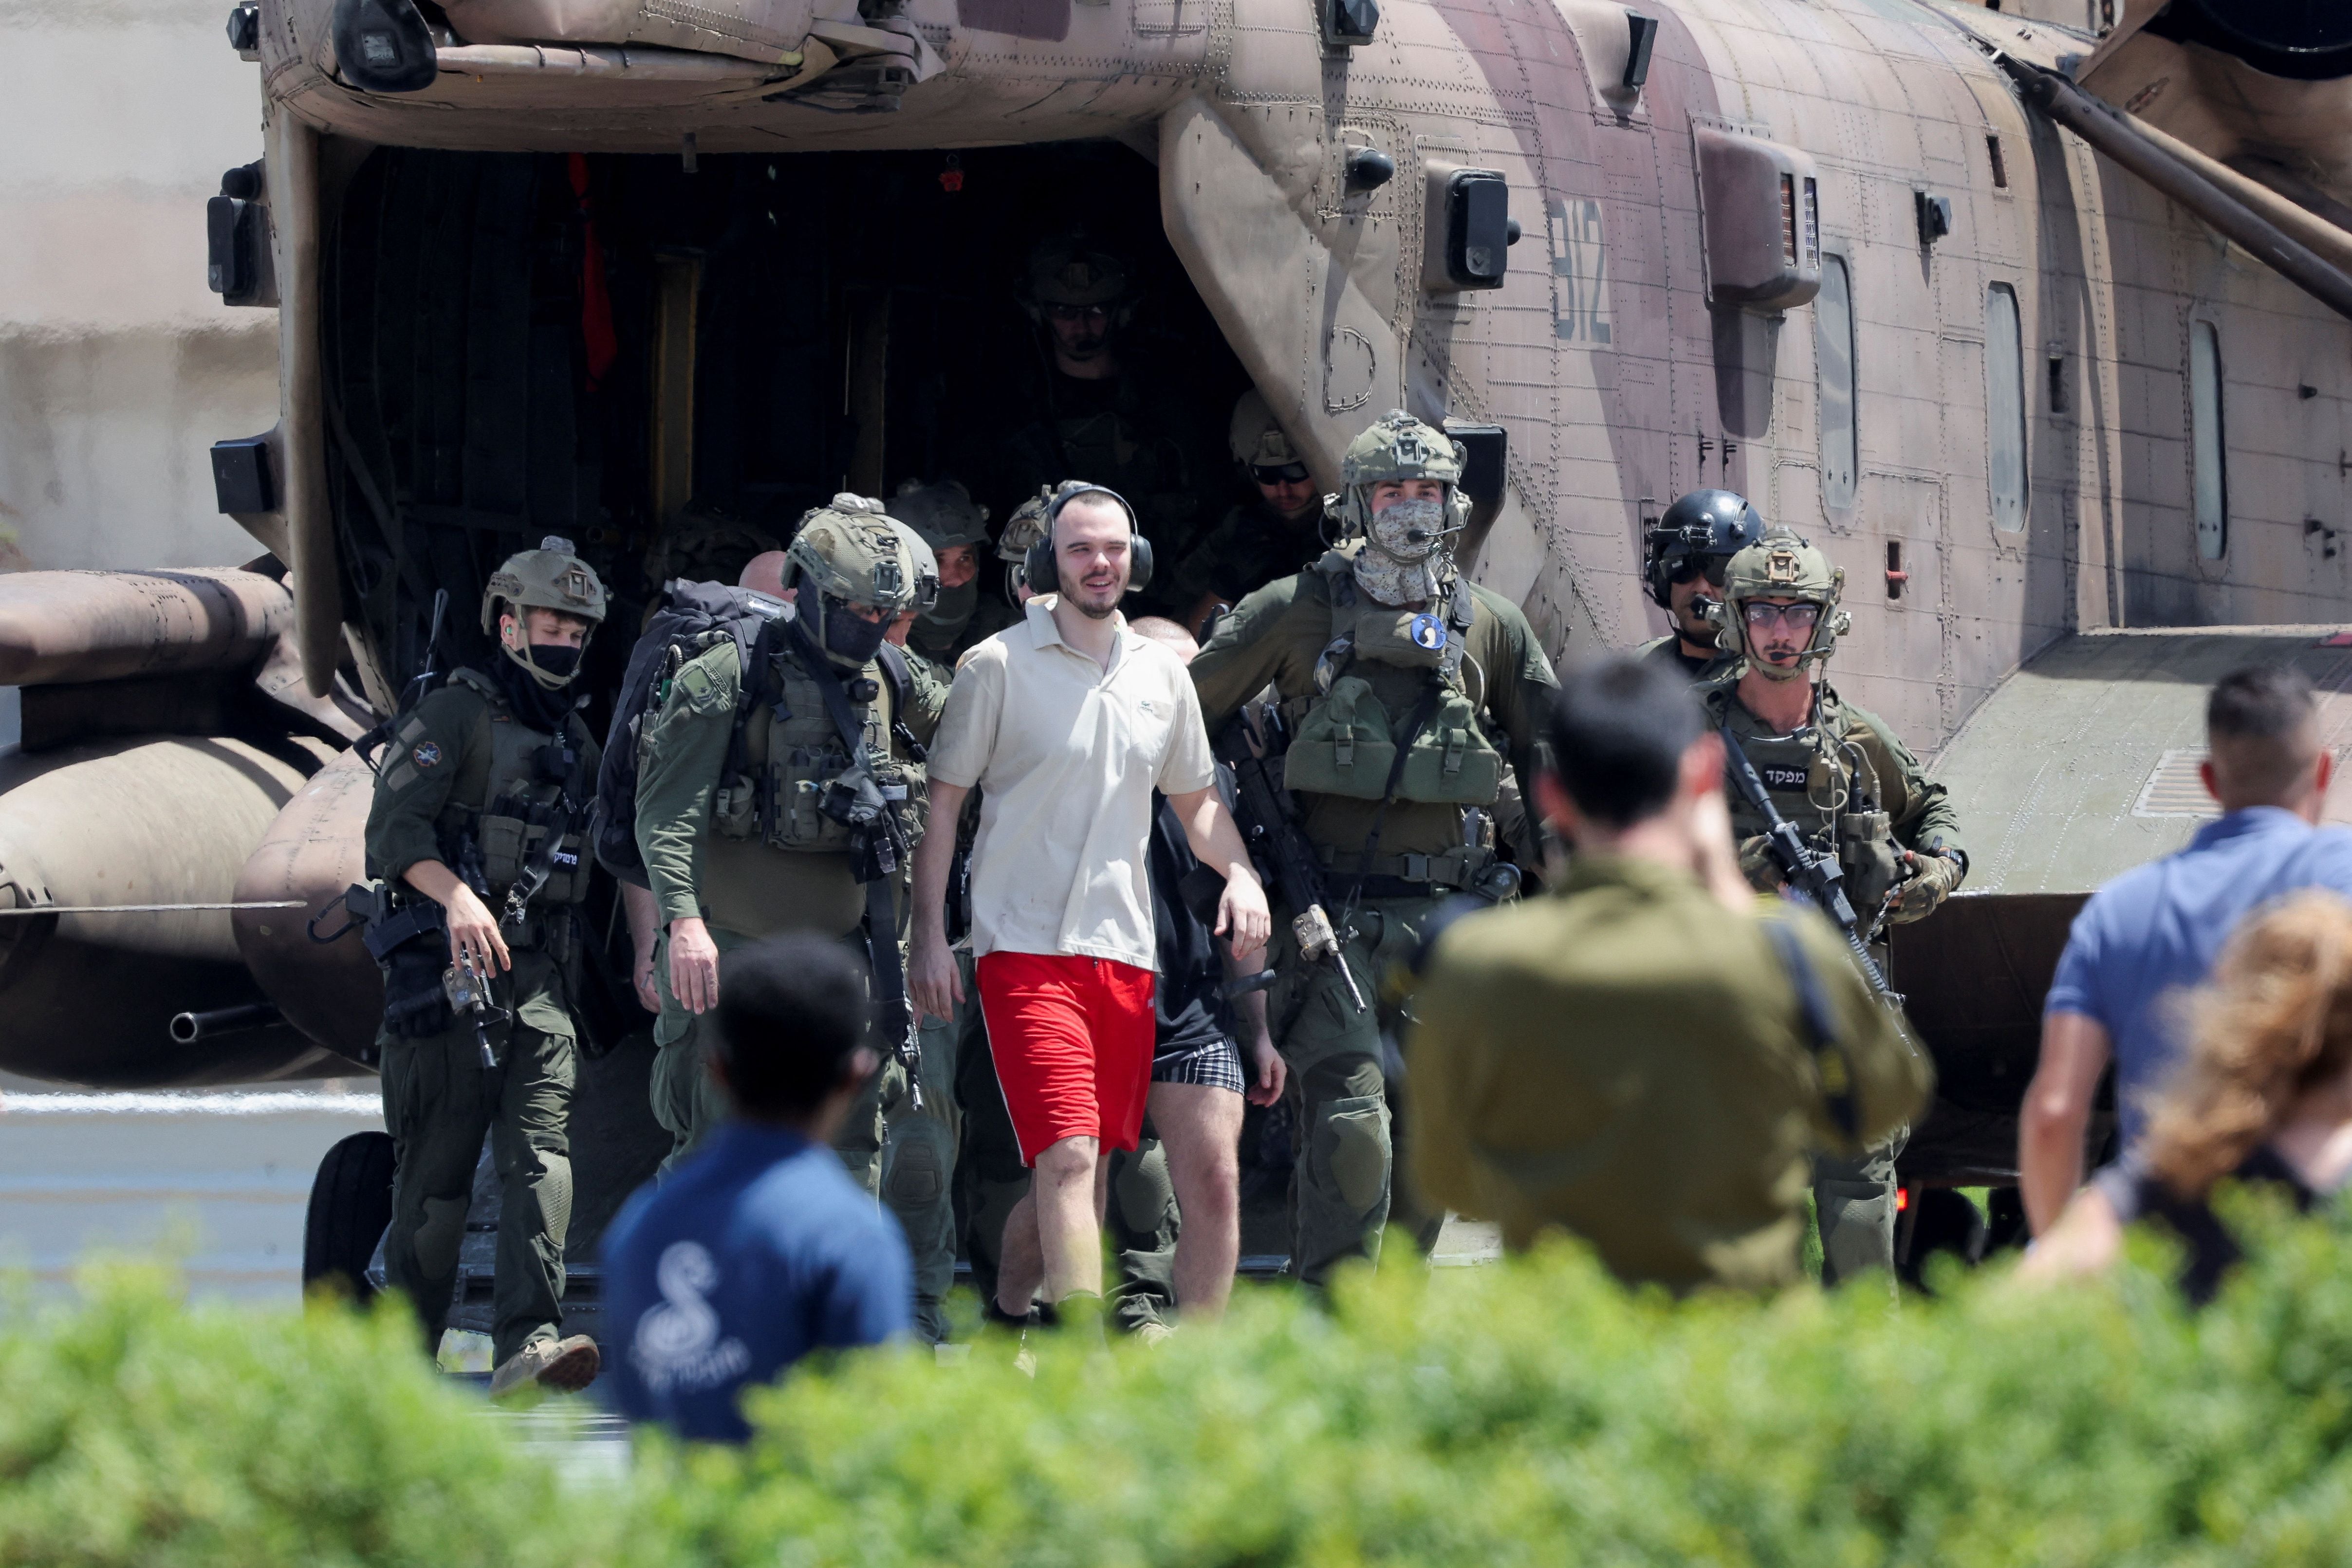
[412,741,442,769]
[1408,612,1446,651]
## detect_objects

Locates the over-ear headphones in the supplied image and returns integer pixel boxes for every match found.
[1024,483,1155,597]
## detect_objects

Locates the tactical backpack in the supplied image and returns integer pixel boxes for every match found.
[589,579,911,886]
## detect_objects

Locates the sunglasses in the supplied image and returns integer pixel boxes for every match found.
[1668,558,1728,588]
[1742,602,1821,628]
[1045,303,1111,325]
[1253,463,1312,485]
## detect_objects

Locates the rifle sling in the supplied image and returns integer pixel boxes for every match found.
[1761,917,1861,1141]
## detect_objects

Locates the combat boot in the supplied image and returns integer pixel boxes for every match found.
[488,1333,601,1400]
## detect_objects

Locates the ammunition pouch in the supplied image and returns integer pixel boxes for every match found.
[477,800,593,906]
[1836,809,1901,925]
[1284,677,1501,805]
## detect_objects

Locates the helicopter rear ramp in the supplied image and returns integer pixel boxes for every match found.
[1890,625,2352,1182]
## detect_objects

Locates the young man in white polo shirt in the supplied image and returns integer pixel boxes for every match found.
[910,484,1271,1328]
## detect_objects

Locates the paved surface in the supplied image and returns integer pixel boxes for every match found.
[0,1083,383,1301]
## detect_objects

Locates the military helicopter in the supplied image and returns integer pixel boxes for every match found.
[2,0,2350,1288]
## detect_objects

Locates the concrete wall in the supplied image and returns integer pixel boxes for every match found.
[0,0,279,572]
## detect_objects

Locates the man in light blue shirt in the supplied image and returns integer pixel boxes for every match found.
[2021,664,2352,1235]
[602,935,912,1443]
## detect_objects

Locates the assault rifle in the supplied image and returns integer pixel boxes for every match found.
[1215,707,1367,1014]
[1718,722,1898,1003]
[353,588,449,773]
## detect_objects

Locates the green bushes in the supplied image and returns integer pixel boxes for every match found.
[9,1205,2352,1567]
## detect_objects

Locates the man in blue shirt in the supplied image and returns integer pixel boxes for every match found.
[2021,664,2352,1234]
[602,935,912,1443]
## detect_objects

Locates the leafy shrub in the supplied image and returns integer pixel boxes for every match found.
[10,1201,2352,1568]
[0,1263,618,1568]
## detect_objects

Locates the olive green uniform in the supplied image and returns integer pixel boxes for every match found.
[1190,550,1557,1284]
[874,641,969,1341]
[1702,672,1966,1283]
[363,670,599,1364]
[633,628,944,1177]
[1635,632,1735,683]
[1407,855,1931,1291]
[1164,501,1327,625]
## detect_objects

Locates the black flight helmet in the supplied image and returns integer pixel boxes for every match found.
[1643,489,1765,609]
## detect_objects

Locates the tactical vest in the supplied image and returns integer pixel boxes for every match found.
[1281,556,1505,806]
[1711,683,1905,919]
[709,641,917,857]
[433,668,594,908]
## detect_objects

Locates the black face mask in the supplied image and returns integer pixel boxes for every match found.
[491,644,580,731]
[822,601,890,667]
[528,644,582,681]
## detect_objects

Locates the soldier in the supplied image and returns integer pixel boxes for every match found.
[983,234,1216,594]
[1189,410,1559,1286]
[361,537,607,1399]
[632,496,945,1179]
[1408,655,1930,1290]
[1168,390,1331,639]
[887,478,1018,666]
[1634,488,1758,680]
[1701,527,1968,1284]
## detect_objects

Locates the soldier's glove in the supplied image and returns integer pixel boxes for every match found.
[381,945,456,1037]
[1736,834,1785,893]
[1886,849,1965,925]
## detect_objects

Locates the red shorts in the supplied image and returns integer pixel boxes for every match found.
[976,952,1157,1165]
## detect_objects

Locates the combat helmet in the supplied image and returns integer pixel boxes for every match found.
[1019,233,1135,326]
[1713,527,1851,677]
[996,486,1056,601]
[1644,489,1763,609]
[1336,409,1469,543]
[886,479,991,555]
[784,494,940,668]
[1229,389,1309,476]
[482,535,607,690]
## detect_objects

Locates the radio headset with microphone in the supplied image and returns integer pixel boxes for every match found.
[1023,483,1154,597]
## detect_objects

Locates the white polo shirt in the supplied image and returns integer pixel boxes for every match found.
[927,596,1217,970]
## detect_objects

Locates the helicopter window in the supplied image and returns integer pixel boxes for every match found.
[1815,254,1858,513]
[1984,282,2028,534]
[2190,319,2228,559]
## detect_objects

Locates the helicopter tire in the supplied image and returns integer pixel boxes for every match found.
[302,1129,396,1305]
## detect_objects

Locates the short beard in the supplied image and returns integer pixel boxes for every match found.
[1061,576,1124,619]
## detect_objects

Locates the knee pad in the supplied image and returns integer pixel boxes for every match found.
[1114,1143,1175,1235]
[1313,1094,1392,1215]
[884,1135,946,1208]
[523,1155,574,1245]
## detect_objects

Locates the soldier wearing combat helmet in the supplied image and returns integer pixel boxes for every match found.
[361,537,608,1399]
[1701,526,1967,1284]
[1167,390,1332,639]
[1634,488,1759,680]
[887,478,1017,666]
[1189,410,1559,1286]
[979,233,1217,599]
[632,495,947,1174]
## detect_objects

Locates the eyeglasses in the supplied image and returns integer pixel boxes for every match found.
[1253,463,1312,485]
[1668,558,1728,588]
[1045,303,1111,325]
[1742,601,1821,629]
